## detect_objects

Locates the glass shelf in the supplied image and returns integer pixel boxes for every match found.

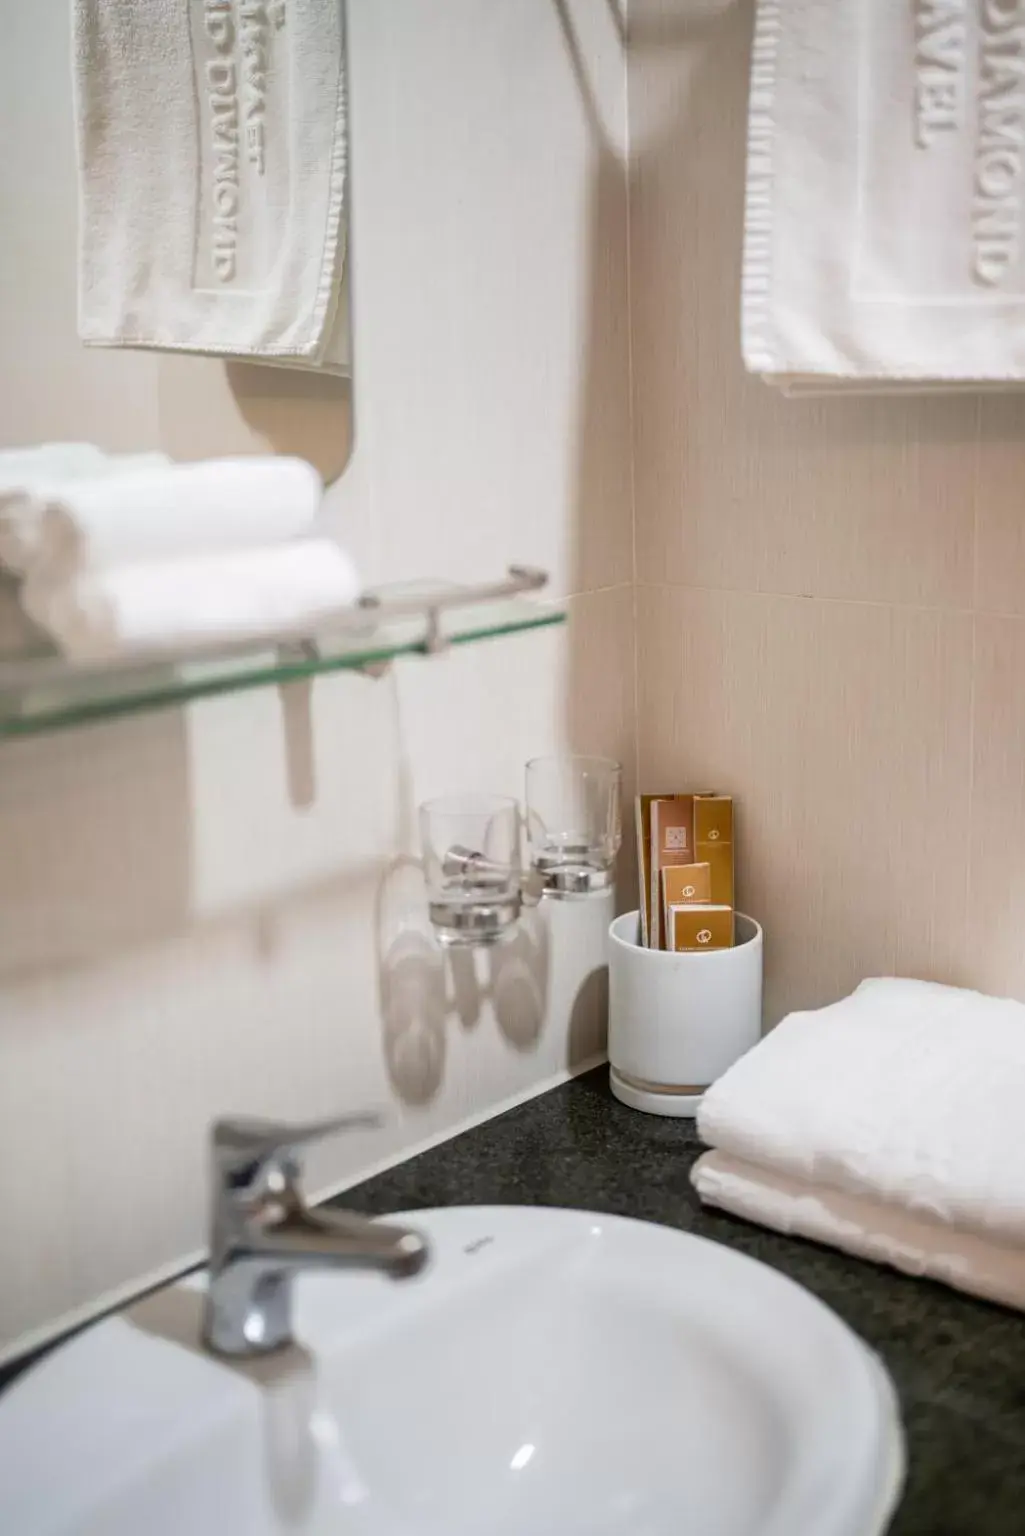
[0,566,565,740]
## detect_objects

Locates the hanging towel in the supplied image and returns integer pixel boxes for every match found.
[743,1,1025,390]
[26,539,362,662]
[3,456,322,584]
[693,1152,1025,1311]
[73,0,350,373]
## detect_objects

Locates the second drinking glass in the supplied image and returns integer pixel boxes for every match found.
[525,755,622,896]
[419,793,522,945]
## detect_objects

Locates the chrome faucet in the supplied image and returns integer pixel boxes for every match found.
[202,1113,429,1358]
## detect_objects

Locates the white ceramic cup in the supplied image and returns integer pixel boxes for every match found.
[608,910,764,1117]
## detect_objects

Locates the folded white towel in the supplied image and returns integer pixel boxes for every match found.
[0,444,108,483]
[27,540,361,662]
[697,978,1025,1249]
[771,379,1025,400]
[744,1,1025,390]
[693,1151,1025,1312]
[4,456,322,586]
[73,0,349,373]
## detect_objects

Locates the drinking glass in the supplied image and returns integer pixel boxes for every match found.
[419,794,522,945]
[525,755,622,896]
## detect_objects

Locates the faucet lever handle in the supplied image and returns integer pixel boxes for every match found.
[212,1112,381,1176]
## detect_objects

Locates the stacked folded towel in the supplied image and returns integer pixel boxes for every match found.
[0,446,360,661]
[693,978,1025,1310]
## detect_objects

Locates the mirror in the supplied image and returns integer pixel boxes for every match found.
[0,0,354,675]
[115,0,355,485]
[0,1,353,493]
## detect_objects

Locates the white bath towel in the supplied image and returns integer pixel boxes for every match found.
[0,452,174,577]
[743,1,1025,390]
[693,1151,1025,1311]
[3,456,322,585]
[27,540,361,662]
[696,977,1025,1248]
[0,444,108,484]
[73,0,350,373]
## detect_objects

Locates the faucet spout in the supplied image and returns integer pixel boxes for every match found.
[250,1201,429,1280]
[202,1115,429,1358]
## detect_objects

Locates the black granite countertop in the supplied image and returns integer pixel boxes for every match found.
[341,1067,1025,1536]
[3,1067,1023,1533]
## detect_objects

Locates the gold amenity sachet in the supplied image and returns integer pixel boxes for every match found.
[637,793,735,949]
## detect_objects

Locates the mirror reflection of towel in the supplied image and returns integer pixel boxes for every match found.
[73,0,350,373]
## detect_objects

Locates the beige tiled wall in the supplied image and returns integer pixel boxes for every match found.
[0,0,633,1356]
[629,0,1025,1023]
[10,0,1025,1360]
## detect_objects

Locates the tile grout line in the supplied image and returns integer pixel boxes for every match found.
[621,12,642,795]
[562,580,636,601]
[964,396,983,955]
[970,394,983,615]
[630,578,1025,623]
[964,611,978,954]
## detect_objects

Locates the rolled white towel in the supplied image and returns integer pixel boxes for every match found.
[5,455,320,583]
[0,443,108,482]
[0,445,144,574]
[0,450,172,576]
[26,539,362,662]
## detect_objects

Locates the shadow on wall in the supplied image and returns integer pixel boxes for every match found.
[627,0,995,561]
[156,355,354,488]
[374,1,638,1106]
[376,854,550,1107]
[0,698,391,987]
[0,327,356,984]
[567,961,609,1070]
[0,714,193,980]
[555,0,637,892]
[555,0,636,1052]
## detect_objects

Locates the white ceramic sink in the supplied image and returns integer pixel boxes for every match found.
[0,1207,903,1535]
